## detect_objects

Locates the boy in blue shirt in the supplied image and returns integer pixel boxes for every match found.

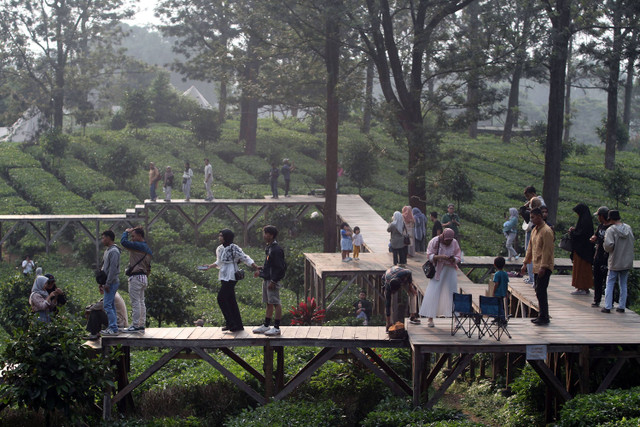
[492,256,509,317]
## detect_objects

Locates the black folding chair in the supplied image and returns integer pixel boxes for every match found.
[478,295,511,341]
[451,293,480,338]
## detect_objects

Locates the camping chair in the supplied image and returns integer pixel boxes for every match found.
[478,296,511,341]
[451,293,480,338]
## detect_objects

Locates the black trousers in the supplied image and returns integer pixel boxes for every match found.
[534,270,552,320]
[593,262,608,305]
[218,280,243,329]
[284,179,290,196]
[392,246,407,265]
[86,310,108,335]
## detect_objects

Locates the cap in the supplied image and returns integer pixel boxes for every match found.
[44,273,55,282]
[595,206,609,217]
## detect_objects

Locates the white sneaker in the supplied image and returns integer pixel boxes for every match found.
[100,328,119,336]
[252,325,270,334]
[264,327,281,336]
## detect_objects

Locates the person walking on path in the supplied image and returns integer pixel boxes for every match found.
[205,229,259,332]
[441,204,461,241]
[281,159,295,197]
[503,208,519,261]
[100,230,121,335]
[148,162,160,201]
[269,163,280,199]
[204,158,214,201]
[412,207,427,253]
[121,227,152,332]
[520,208,555,325]
[402,206,416,257]
[253,225,287,336]
[182,161,193,201]
[590,206,611,307]
[163,166,174,202]
[419,228,462,327]
[387,211,408,267]
[602,210,635,313]
[569,203,595,295]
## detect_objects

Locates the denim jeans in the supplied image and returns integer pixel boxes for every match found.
[150,183,157,200]
[525,230,533,281]
[104,281,120,331]
[604,270,629,310]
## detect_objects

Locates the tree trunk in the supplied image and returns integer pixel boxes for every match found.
[542,0,572,226]
[361,58,374,134]
[466,1,481,139]
[623,47,636,129]
[218,76,227,123]
[502,63,522,143]
[239,35,260,155]
[563,37,573,143]
[323,0,340,253]
[604,11,622,170]
[53,12,66,129]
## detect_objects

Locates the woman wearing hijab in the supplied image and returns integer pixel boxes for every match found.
[413,207,428,253]
[163,166,174,202]
[205,229,259,332]
[29,274,63,322]
[569,203,595,295]
[182,162,194,201]
[402,206,416,257]
[503,208,519,261]
[419,228,462,327]
[387,211,408,266]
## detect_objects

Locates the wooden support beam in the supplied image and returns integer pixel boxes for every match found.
[578,347,589,394]
[219,347,265,383]
[274,347,339,401]
[596,358,626,394]
[424,353,450,390]
[112,347,184,406]
[528,359,572,403]
[275,346,285,391]
[425,353,473,409]
[191,346,267,404]
[349,348,407,396]
[361,347,412,395]
[264,343,274,399]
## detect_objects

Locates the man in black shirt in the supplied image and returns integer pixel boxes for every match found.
[430,211,443,238]
[253,225,286,336]
[354,291,373,325]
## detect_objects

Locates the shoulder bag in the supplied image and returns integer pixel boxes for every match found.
[402,224,411,246]
[422,239,440,279]
[559,233,573,252]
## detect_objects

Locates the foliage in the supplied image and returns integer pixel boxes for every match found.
[459,379,509,425]
[0,146,40,171]
[0,315,117,423]
[124,89,152,130]
[436,163,475,213]
[602,166,631,208]
[0,177,39,214]
[145,265,195,327]
[557,386,640,427]
[57,158,116,198]
[361,396,470,426]
[343,136,379,194]
[40,129,70,164]
[597,116,630,150]
[225,400,347,427]
[91,190,140,214]
[110,111,127,130]
[503,364,545,427]
[289,297,325,325]
[533,121,574,161]
[190,108,222,146]
[0,273,33,335]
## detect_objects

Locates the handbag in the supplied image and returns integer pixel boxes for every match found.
[402,224,410,246]
[422,239,441,279]
[559,233,573,252]
[234,267,245,281]
[95,269,107,285]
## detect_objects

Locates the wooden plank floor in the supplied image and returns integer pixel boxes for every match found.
[143,194,326,206]
[100,326,407,349]
[336,194,392,253]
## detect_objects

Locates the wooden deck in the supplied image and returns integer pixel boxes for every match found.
[336,194,390,253]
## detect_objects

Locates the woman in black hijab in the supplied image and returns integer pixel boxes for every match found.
[569,203,595,295]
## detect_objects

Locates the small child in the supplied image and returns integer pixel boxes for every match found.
[492,256,509,318]
[340,222,353,262]
[352,226,364,260]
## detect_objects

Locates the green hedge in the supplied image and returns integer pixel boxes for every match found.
[90,190,140,214]
[225,400,347,427]
[58,158,116,198]
[7,168,97,214]
[0,179,39,214]
[558,387,640,427]
[361,396,472,427]
[0,146,40,171]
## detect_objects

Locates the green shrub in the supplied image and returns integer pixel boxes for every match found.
[503,364,545,427]
[225,400,347,427]
[361,396,469,426]
[91,190,140,213]
[0,273,33,335]
[145,265,195,327]
[0,145,40,171]
[110,111,127,130]
[558,387,640,427]
[0,315,118,424]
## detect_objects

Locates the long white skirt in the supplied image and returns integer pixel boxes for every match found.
[419,266,458,318]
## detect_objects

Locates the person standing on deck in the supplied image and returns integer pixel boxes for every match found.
[204,158,214,201]
[121,227,153,332]
[281,159,295,197]
[100,230,121,335]
[568,203,595,295]
[441,204,461,241]
[520,208,554,325]
[253,225,286,336]
[148,162,160,202]
[602,210,635,314]
[590,206,610,308]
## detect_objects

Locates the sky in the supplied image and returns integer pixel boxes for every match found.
[125,0,161,27]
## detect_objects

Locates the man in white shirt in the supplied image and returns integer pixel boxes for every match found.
[22,256,35,275]
[204,158,214,201]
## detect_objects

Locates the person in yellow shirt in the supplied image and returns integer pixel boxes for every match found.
[520,208,555,325]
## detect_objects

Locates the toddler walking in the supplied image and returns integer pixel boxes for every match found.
[340,222,353,262]
[352,226,364,260]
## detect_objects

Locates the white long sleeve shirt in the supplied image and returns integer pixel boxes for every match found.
[214,244,255,281]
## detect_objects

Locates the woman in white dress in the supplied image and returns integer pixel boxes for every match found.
[402,206,416,257]
[419,228,462,327]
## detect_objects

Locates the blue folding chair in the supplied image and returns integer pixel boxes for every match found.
[478,295,511,341]
[451,293,480,338]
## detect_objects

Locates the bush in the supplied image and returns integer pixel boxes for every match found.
[361,396,470,426]
[558,387,640,427]
[110,111,127,130]
[145,265,195,327]
[190,108,221,145]
[0,145,40,171]
[0,273,33,335]
[503,364,545,426]
[225,400,347,427]
[0,315,117,424]
[91,190,140,214]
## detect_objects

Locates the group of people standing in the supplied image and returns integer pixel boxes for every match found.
[269,159,295,199]
[147,159,213,202]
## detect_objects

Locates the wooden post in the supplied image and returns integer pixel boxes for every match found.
[578,346,589,394]
[95,220,101,268]
[275,346,285,391]
[46,222,51,254]
[412,345,424,406]
[102,345,112,420]
[264,343,274,399]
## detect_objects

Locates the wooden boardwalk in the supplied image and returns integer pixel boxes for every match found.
[336,194,390,253]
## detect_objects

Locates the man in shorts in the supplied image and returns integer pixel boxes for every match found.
[253,225,286,336]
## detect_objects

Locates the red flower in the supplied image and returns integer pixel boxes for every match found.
[290,297,326,325]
